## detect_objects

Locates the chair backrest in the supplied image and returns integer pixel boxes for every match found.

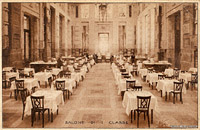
[15,79,25,90]
[158,74,165,80]
[64,73,71,78]
[9,76,16,83]
[120,69,126,72]
[133,85,143,91]
[31,96,44,109]
[173,69,180,77]
[173,81,183,92]
[2,71,6,80]
[148,68,153,73]
[165,75,173,80]
[21,89,27,105]
[55,80,65,90]
[191,73,198,83]
[28,71,34,78]
[46,68,52,72]
[137,96,151,111]
[126,80,136,91]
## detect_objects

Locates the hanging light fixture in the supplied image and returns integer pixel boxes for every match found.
[99,3,107,22]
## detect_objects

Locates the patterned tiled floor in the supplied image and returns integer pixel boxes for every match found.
[2,63,198,128]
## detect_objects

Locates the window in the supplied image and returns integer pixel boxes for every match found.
[24,15,31,61]
[129,5,132,17]
[75,5,78,18]
[193,3,197,35]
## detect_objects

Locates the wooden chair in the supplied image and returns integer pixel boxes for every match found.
[21,89,28,120]
[31,96,50,128]
[169,81,183,104]
[15,79,27,100]
[165,75,173,80]
[132,96,151,128]
[133,85,143,91]
[18,68,25,78]
[9,77,16,98]
[46,68,52,73]
[120,69,126,73]
[2,71,8,89]
[126,80,136,91]
[147,68,153,73]
[173,68,180,79]
[158,74,165,80]
[189,73,198,90]
[55,80,69,101]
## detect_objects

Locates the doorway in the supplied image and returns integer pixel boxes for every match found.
[98,33,109,55]
[174,12,181,69]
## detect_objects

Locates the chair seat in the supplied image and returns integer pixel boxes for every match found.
[134,108,148,112]
[170,90,181,93]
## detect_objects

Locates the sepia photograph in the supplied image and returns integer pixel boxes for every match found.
[1,0,199,129]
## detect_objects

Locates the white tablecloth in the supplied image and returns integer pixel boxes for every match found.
[52,68,61,76]
[118,78,141,95]
[34,72,52,85]
[71,72,81,82]
[188,68,197,73]
[24,90,64,116]
[68,65,74,72]
[52,78,76,93]
[156,79,186,96]
[3,67,13,72]
[122,91,158,116]
[164,69,174,76]
[179,73,192,84]
[139,69,148,79]
[90,59,95,65]
[146,73,162,85]
[24,68,35,75]
[10,78,40,92]
[5,72,19,81]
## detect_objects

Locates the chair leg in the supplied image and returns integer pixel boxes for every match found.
[173,93,175,104]
[48,110,50,122]
[151,109,153,124]
[180,93,183,104]
[22,106,24,120]
[42,112,44,128]
[165,92,167,101]
[147,111,150,128]
[31,109,34,127]
[134,110,136,120]
[144,112,145,120]
[160,90,162,97]
[38,112,40,120]
[137,112,139,128]
[131,110,132,123]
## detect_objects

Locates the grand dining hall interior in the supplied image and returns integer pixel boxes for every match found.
[1,2,198,129]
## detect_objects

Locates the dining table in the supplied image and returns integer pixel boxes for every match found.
[24,68,35,75]
[122,91,158,123]
[5,72,19,81]
[3,67,14,72]
[118,78,141,95]
[146,73,163,86]
[34,72,52,86]
[24,89,64,122]
[10,78,40,92]
[164,68,174,76]
[156,79,187,97]
[52,78,76,93]
[139,68,148,80]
